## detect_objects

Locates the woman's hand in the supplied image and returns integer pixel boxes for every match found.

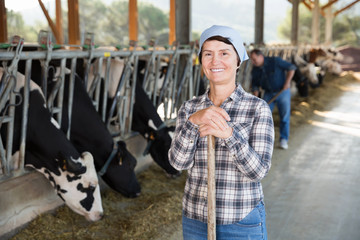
[189,106,232,139]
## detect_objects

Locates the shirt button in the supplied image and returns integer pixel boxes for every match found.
[190,140,194,143]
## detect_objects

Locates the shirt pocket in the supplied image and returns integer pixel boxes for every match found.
[231,122,252,142]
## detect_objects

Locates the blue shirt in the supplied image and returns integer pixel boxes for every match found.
[251,57,296,93]
[169,84,274,225]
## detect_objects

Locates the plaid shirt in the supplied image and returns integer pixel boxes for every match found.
[169,84,274,225]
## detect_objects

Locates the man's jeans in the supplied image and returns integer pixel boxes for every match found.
[182,201,267,240]
[263,88,291,141]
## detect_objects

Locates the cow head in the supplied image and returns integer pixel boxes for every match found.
[145,121,180,178]
[26,151,103,221]
[299,63,319,86]
[101,141,141,198]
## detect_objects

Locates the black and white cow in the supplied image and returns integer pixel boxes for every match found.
[132,80,180,177]
[316,48,343,76]
[59,73,141,197]
[87,56,181,177]
[16,59,141,198]
[0,68,103,221]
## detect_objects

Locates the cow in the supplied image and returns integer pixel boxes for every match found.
[0,68,103,221]
[292,53,321,88]
[59,72,141,198]
[291,64,309,97]
[15,58,141,198]
[87,56,181,178]
[132,80,180,177]
[316,48,343,76]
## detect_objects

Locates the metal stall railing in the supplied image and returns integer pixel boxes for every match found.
[0,37,26,178]
[0,33,309,182]
[0,38,196,180]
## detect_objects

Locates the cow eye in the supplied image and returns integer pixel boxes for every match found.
[89,184,96,191]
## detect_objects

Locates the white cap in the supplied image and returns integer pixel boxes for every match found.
[199,25,249,64]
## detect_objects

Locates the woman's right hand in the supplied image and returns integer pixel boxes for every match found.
[189,106,231,138]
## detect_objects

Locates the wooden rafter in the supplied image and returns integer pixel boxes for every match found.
[302,0,313,10]
[38,0,61,43]
[334,0,360,16]
[321,0,339,10]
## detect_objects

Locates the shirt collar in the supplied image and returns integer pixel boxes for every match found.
[199,84,245,105]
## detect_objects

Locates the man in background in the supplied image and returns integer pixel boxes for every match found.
[250,49,296,150]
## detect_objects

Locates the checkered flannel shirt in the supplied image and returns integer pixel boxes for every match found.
[169,84,274,225]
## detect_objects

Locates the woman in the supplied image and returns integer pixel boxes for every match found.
[169,25,274,239]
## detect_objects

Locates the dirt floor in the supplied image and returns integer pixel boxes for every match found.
[9,71,360,240]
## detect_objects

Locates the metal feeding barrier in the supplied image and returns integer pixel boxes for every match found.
[0,32,198,180]
[0,30,307,185]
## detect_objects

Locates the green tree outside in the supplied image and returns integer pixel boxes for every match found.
[278,4,360,47]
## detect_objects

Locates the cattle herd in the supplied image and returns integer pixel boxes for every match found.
[289,47,344,97]
[0,40,345,222]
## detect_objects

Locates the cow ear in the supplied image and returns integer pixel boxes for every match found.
[82,152,94,164]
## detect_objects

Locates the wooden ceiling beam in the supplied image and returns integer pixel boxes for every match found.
[38,0,61,43]
[321,0,338,10]
[302,0,313,10]
[334,0,360,16]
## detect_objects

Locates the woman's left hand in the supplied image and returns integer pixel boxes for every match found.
[199,122,233,139]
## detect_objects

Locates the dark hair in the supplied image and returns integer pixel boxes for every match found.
[250,48,263,56]
[199,35,240,66]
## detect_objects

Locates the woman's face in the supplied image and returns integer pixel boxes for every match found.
[201,40,238,86]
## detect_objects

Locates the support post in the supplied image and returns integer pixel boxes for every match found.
[311,0,320,45]
[175,0,191,45]
[169,0,176,45]
[68,0,80,45]
[291,0,300,45]
[0,0,8,43]
[254,0,264,45]
[324,5,333,46]
[55,0,64,44]
[129,0,138,42]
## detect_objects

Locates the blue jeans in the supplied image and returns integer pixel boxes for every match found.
[182,201,267,240]
[263,89,291,141]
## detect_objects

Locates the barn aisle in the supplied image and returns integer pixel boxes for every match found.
[263,76,360,240]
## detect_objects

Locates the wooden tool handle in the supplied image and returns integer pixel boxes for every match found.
[207,135,216,240]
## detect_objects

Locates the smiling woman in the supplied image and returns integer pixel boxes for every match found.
[169,25,274,239]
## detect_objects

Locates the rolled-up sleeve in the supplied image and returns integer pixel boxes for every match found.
[168,103,199,170]
[224,100,274,182]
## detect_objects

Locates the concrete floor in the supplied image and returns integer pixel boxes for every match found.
[263,81,360,240]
